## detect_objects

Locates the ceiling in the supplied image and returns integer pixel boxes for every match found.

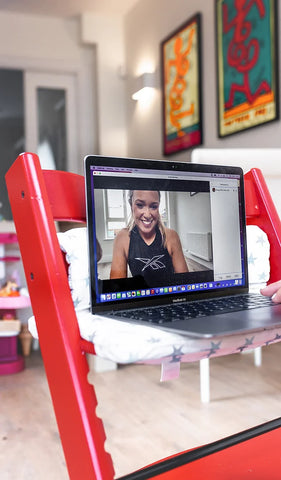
[0,0,139,18]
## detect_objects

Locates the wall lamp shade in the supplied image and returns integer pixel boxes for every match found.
[131,72,156,101]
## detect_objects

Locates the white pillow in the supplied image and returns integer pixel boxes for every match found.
[57,225,270,309]
[57,227,90,310]
[247,225,270,291]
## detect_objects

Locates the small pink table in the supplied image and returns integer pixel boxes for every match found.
[0,233,30,375]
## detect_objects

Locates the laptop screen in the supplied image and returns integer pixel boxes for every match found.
[85,156,247,313]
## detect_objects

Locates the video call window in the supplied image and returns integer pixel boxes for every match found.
[89,165,244,299]
[94,187,214,285]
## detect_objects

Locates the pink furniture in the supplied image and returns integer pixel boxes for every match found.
[0,232,30,375]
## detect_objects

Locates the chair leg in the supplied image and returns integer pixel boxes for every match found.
[254,346,262,367]
[200,358,210,403]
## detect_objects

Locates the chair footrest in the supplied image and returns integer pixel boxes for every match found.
[80,338,96,355]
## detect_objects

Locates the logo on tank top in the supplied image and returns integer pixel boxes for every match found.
[135,254,166,271]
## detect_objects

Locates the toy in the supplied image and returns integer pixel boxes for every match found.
[0,280,20,297]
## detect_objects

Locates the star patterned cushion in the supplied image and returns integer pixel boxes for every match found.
[28,225,273,368]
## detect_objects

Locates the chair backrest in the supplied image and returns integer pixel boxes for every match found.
[6,152,115,480]
[6,152,281,480]
[244,168,281,284]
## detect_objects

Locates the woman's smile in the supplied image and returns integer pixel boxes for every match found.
[138,212,157,232]
[141,218,153,225]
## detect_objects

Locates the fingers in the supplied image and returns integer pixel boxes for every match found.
[271,290,281,303]
[260,280,281,303]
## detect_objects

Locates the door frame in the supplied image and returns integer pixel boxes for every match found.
[24,71,78,173]
[0,54,97,174]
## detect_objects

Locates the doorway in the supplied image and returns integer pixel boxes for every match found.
[0,68,78,220]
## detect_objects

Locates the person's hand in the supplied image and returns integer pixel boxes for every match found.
[260,280,281,303]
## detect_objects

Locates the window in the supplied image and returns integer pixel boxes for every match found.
[159,192,168,226]
[37,87,67,170]
[104,190,129,239]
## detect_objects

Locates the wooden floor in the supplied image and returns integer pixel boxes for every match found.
[1,344,281,479]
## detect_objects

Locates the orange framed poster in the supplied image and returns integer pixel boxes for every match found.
[161,14,203,155]
[216,0,279,137]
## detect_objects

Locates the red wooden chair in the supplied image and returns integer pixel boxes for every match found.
[5,152,281,479]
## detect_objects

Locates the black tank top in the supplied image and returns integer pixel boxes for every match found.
[128,225,174,286]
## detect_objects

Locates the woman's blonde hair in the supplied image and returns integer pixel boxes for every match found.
[127,190,166,247]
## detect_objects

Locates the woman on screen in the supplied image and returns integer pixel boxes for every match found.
[110,190,188,281]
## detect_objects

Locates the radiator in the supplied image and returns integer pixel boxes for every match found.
[186,232,212,262]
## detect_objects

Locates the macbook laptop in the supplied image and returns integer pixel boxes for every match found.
[84,155,281,338]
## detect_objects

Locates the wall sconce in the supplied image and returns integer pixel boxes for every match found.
[131,72,156,101]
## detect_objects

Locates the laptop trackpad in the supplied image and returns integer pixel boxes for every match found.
[162,304,281,338]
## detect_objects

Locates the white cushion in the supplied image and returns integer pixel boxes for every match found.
[27,225,271,368]
[247,225,270,291]
[57,228,90,311]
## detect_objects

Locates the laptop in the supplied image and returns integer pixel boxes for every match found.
[84,155,281,338]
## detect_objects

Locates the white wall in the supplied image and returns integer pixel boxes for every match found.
[0,12,83,60]
[0,11,97,174]
[81,13,128,157]
[124,0,281,161]
[2,5,281,168]
[175,193,212,251]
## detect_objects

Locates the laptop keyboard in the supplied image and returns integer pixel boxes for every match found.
[109,293,273,324]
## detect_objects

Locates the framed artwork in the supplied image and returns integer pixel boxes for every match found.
[161,13,203,155]
[216,0,279,138]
